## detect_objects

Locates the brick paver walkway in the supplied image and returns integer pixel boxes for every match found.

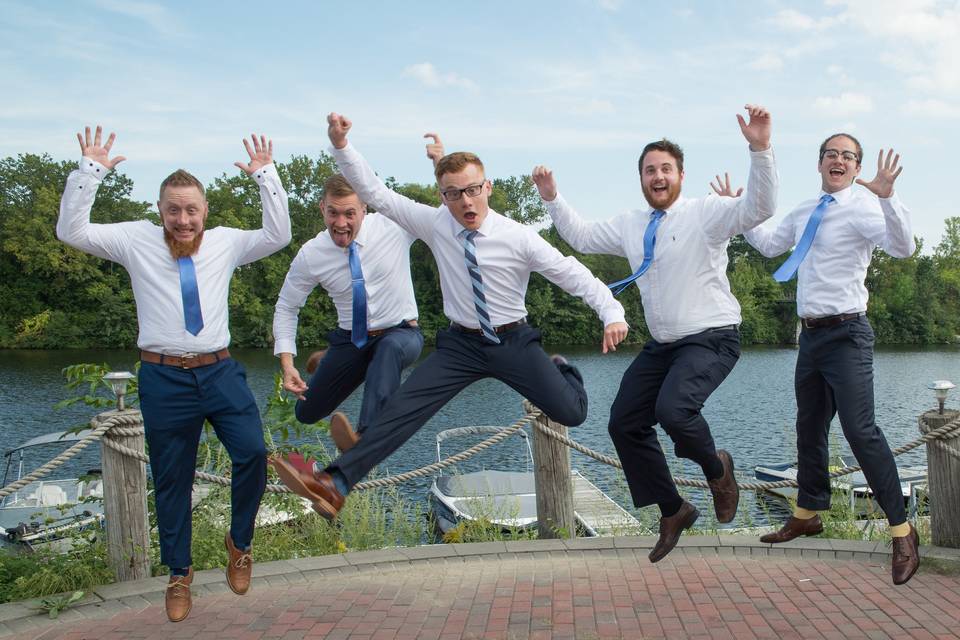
[3,537,959,639]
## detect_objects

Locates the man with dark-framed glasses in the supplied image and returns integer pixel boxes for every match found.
[268,112,629,519]
[742,133,919,584]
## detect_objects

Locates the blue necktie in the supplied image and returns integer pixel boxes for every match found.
[773,194,835,282]
[459,230,500,344]
[348,241,368,348]
[607,209,666,295]
[177,256,203,336]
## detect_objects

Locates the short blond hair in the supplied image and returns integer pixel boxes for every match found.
[321,174,357,200]
[435,152,485,182]
[159,169,205,200]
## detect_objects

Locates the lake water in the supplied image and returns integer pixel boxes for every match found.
[2,345,958,528]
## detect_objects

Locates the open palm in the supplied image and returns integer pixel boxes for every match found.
[76,125,126,169]
[856,149,902,198]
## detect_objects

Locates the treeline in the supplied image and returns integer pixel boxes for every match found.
[1,152,958,349]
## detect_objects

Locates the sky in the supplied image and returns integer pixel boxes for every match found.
[2,0,958,251]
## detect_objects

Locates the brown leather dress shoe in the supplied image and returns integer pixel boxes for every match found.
[891,523,920,585]
[225,531,252,595]
[305,349,327,375]
[269,453,345,520]
[707,449,739,523]
[759,515,823,543]
[165,567,193,622]
[330,412,360,453]
[649,501,700,563]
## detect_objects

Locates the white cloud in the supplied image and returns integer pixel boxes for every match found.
[401,63,477,91]
[902,98,960,119]
[597,0,623,11]
[769,8,843,31]
[749,53,783,72]
[813,92,874,115]
[91,0,186,39]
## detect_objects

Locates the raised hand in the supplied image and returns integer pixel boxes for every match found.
[856,148,902,198]
[736,104,771,151]
[234,134,273,175]
[328,112,352,149]
[76,125,126,169]
[424,132,446,167]
[531,165,558,202]
[602,321,629,354]
[710,172,743,198]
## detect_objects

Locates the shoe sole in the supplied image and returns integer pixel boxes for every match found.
[649,507,700,563]
[269,457,338,521]
[330,413,359,453]
[760,526,824,544]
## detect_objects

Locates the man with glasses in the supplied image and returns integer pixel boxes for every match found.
[530,104,777,563]
[269,113,629,519]
[742,133,918,585]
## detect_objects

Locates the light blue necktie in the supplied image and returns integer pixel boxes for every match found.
[773,194,835,282]
[607,209,666,296]
[348,241,368,348]
[177,256,203,336]
[459,229,500,344]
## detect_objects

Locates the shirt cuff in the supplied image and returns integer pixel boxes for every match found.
[749,145,775,165]
[273,338,296,357]
[599,305,627,327]
[78,158,109,180]
[544,192,566,212]
[250,163,277,186]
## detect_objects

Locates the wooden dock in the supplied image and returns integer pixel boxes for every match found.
[571,470,649,536]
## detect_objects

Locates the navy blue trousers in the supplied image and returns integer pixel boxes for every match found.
[328,324,588,489]
[139,358,266,570]
[608,328,740,508]
[295,325,424,433]
[795,317,906,524]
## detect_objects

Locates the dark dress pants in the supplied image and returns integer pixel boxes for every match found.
[139,357,266,570]
[328,323,588,489]
[295,324,424,434]
[608,328,740,509]
[794,316,906,525]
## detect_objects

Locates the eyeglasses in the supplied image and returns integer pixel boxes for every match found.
[441,183,485,201]
[821,149,859,163]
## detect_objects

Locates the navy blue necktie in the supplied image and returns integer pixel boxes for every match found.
[608,209,666,295]
[459,229,500,344]
[177,256,203,336]
[773,194,835,282]
[348,242,368,348]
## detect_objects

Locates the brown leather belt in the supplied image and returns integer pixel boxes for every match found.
[449,319,527,335]
[350,320,418,339]
[140,348,231,369]
[801,312,865,330]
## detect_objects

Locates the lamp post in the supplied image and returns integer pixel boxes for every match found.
[928,380,955,415]
[102,371,135,411]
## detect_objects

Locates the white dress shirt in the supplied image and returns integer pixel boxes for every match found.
[272,213,418,356]
[57,158,292,354]
[744,185,914,318]
[544,148,778,343]
[331,143,625,328]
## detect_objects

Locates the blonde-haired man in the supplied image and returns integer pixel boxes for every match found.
[273,173,422,451]
[57,126,291,621]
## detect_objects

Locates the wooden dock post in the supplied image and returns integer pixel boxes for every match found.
[94,409,151,581]
[527,403,575,539]
[919,409,960,548]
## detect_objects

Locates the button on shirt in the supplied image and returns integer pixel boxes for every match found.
[544,148,778,343]
[331,143,625,328]
[57,159,292,354]
[272,213,419,356]
[744,185,914,318]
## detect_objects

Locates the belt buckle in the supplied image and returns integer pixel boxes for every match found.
[802,318,815,330]
[178,352,199,368]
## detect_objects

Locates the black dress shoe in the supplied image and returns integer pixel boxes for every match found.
[649,501,699,563]
[891,523,920,585]
[707,450,739,523]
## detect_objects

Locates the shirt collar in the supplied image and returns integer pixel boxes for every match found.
[352,216,371,248]
[820,184,854,206]
[447,208,499,239]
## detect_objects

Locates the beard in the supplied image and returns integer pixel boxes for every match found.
[642,181,682,211]
[164,229,204,259]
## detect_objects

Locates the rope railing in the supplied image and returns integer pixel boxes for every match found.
[3,408,958,501]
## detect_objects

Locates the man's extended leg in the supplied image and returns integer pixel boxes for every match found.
[295,330,369,424]
[357,325,424,434]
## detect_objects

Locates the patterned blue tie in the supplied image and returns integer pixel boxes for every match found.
[177,256,203,336]
[348,241,367,348]
[773,194,835,282]
[607,209,666,295]
[459,229,500,344]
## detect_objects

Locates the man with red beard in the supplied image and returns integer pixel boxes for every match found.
[56,126,291,621]
[531,105,777,563]
[743,134,919,585]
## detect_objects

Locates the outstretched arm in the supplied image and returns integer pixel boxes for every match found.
[233,133,292,265]
[533,165,627,257]
[853,149,915,257]
[328,112,438,240]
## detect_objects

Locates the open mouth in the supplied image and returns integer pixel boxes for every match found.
[829,167,845,177]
